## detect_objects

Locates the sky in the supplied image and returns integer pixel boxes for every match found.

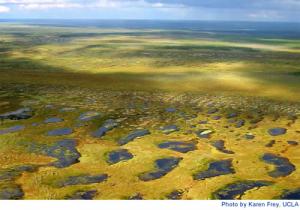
[0,0,300,22]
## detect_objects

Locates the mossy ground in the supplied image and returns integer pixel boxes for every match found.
[0,23,299,200]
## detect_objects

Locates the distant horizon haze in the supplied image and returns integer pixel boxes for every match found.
[0,0,300,22]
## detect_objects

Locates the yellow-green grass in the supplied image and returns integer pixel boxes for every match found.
[0,24,300,200]
[1,105,297,199]
[1,24,300,102]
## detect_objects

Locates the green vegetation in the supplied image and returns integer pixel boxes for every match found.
[0,23,299,200]
[0,24,300,100]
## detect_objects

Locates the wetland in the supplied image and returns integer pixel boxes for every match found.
[0,20,299,200]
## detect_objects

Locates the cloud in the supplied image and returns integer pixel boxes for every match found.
[248,10,282,20]
[0,5,9,12]
[0,0,185,9]
[0,0,299,21]
[79,0,184,9]
[144,0,300,10]
[2,0,299,11]
[0,0,81,9]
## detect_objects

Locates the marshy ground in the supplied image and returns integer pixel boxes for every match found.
[0,21,299,200]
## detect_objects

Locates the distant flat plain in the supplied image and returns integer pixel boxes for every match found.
[0,20,300,101]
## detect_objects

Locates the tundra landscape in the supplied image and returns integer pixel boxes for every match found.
[0,20,299,200]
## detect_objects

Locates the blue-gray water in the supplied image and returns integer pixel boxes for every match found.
[1,19,300,39]
[1,19,300,31]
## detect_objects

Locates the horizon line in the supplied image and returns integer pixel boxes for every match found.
[1,18,300,24]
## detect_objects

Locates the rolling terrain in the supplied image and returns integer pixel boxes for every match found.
[0,20,299,200]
